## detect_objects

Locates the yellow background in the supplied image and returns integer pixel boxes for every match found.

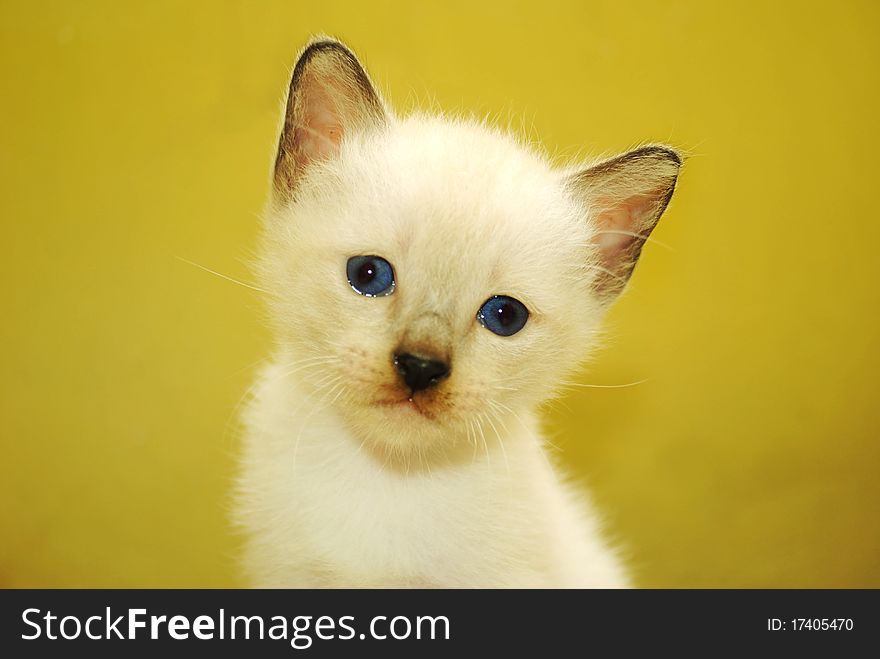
[2,1,878,587]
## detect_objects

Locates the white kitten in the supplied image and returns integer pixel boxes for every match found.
[233,39,680,588]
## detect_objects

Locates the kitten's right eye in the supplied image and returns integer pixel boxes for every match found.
[346,255,395,297]
[477,295,529,336]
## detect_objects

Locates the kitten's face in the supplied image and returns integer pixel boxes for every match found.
[259,40,679,457]
[263,119,603,452]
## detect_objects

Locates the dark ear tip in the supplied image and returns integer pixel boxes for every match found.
[287,37,372,109]
[630,145,683,167]
[297,37,357,66]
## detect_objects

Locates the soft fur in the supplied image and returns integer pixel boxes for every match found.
[233,38,680,588]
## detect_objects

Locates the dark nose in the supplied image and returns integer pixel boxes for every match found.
[393,352,450,392]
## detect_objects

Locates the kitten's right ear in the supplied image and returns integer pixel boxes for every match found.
[273,39,387,198]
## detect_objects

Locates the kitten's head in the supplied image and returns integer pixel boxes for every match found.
[258,39,680,458]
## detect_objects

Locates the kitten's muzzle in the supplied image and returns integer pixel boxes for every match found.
[393,352,450,393]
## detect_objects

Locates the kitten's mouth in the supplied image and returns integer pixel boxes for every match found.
[375,396,437,420]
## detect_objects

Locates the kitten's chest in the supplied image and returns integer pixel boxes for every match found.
[290,432,540,579]
[304,452,491,549]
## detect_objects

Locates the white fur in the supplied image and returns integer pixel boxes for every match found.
[233,42,677,588]
[238,364,627,587]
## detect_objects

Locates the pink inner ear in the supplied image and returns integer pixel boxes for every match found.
[294,80,344,164]
[592,194,656,269]
[594,207,635,261]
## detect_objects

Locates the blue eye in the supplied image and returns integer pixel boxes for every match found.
[346,255,395,297]
[477,295,529,336]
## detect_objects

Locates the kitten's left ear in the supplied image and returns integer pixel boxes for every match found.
[567,145,682,301]
[273,38,388,199]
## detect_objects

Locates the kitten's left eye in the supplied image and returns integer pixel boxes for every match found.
[346,255,395,297]
[477,295,529,336]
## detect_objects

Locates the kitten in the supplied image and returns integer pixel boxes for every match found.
[233,38,680,588]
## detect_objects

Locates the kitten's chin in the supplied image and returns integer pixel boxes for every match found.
[334,392,459,457]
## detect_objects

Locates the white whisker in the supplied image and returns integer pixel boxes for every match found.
[474,416,491,474]
[290,376,343,476]
[279,358,340,379]
[176,256,266,293]
[560,378,649,389]
[483,412,510,475]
